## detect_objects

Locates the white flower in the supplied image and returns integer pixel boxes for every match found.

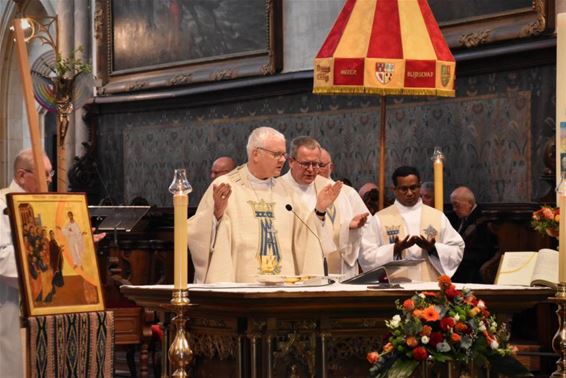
[477,300,486,309]
[490,338,500,349]
[419,293,425,299]
[389,314,401,328]
[421,336,430,344]
[478,322,486,332]
[453,314,460,321]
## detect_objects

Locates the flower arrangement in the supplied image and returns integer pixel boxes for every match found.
[531,205,559,238]
[367,276,532,378]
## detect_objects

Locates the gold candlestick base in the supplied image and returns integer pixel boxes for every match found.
[166,289,194,377]
[550,283,566,377]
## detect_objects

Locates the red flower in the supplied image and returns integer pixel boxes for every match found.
[429,332,444,347]
[412,346,429,361]
[367,351,380,364]
[445,286,459,300]
[403,299,415,311]
[451,333,461,343]
[440,317,455,331]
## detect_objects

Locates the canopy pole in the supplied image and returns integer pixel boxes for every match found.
[378,95,386,210]
[13,19,48,193]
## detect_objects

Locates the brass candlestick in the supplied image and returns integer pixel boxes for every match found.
[551,283,566,377]
[168,289,193,377]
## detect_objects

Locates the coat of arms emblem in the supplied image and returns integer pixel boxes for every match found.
[375,62,394,84]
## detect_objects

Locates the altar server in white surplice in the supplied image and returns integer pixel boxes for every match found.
[279,138,370,280]
[359,166,464,279]
[188,127,342,283]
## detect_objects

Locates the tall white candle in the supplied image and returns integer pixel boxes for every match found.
[557,13,566,282]
[173,193,189,290]
[560,193,566,282]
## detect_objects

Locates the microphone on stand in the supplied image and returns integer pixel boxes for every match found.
[285,204,328,277]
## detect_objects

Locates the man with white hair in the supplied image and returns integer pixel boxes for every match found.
[280,140,370,279]
[188,127,341,283]
[0,149,53,377]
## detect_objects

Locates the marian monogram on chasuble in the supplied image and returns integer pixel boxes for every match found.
[248,199,282,274]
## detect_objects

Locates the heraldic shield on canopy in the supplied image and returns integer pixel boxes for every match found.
[313,0,455,96]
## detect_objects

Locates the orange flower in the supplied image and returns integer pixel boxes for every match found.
[420,325,432,336]
[421,305,440,322]
[403,299,415,311]
[454,322,468,333]
[406,336,418,347]
[413,309,423,318]
[367,351,380,364]
[383,342,393,352]
[438,275,452,289]
[451,333,461,343]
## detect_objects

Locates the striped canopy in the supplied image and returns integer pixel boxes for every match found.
[313,0,455,97]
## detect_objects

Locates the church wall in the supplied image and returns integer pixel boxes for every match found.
[92,61,555,207]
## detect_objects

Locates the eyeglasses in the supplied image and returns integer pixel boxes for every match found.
[24,169,55,178]
[292,159,322,170]
[257,147,287,159]
[318,162,331,168]
[395,184,421,193]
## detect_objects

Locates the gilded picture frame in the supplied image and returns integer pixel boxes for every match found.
[429,0,552,49]
[7,193,104,317]
[94,0,282,95]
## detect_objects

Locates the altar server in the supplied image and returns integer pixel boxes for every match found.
[359,166,464,279]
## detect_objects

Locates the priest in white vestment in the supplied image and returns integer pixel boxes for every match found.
[188,127,342,283]
[359,166,464,279]
[279,138,370,280]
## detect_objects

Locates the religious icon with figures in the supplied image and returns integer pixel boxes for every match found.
[6,193,104,316]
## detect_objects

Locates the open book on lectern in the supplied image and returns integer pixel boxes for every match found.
[342,259,425,285]
[495,249,558,289]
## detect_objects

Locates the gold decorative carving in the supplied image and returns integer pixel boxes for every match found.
[210,70,235,81]
[329,317,381,329]
[458,29,492,48]
[94,8,103,42]
[520,0,546,37]
[277,319,317,331]
[169,74,193,86]
[127,82,148,92]
[325,335,382,375]
[190,333,238,360]
[191,318,227,329]
[250,319,267,333]
[272,332,316,378]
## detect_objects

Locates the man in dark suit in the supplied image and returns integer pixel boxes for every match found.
[449,186,498,283]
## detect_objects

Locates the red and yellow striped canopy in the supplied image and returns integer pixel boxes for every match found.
[313,0,455,97]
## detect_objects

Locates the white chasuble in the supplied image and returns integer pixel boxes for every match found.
[359,200,464,278]
[279,173,370,279]
[188,165,324,283]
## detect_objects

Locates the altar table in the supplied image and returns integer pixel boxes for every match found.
[121,282,554,377]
